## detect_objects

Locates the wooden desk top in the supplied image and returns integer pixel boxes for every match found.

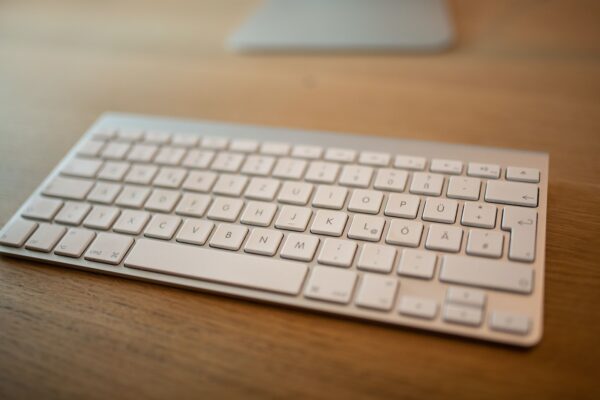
[1,1,599,398]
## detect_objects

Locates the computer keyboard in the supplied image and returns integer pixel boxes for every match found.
[0,113,548,346]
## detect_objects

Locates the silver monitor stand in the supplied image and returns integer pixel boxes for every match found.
[228,0,454,52]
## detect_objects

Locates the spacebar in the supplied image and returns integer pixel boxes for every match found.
[124,239,308,295]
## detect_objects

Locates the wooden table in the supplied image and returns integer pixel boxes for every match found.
[1,1,599,398]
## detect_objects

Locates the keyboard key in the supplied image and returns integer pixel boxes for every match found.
[260,142,290,156]
[43,176,94,200]
[272,157,307,180]
[394,155,426,171]
[144,131,171,144]
[446,176,481,200]
[278,181,313,205]
[101,142,131,160]
[359,151,390,166]
[127,144,158,163]
[485,181,538,207]
[91,128,115,140]
[241,155,275,176]
[506,166,540,183]
[347,189,384,214]
[312,185,348,210]
[409,172,444,196]
[62,158,103,178]
[230,139,259,153]
[355,274,398,311]
[310,210,348,236]
[490,312,530,335]
[22,197,63,221]
[397,249,436,279]
[446,287,486,308]
[384,193,420,219]
[116,128,143,142]
[144,189,181,213]
[144,214,181,240]
[54,201,92,225]
[83,206,120,230]
[244,177,280,201]
[443,304,483,326]
[324,148,356,163]
[440,255,534,294]
[211,152,245,172]
[77,140,105,157]
[182,149,215,169]
[212,174,249,197]
[422,198,458,224]
[154,146,186,165]
[54,228,96,258]
[181,170,217,193]
[304,161,340,184]
[467,162,500,179]
[87,182,122,204]
[357,244,396,273]
[348,214,385,242]
[339,165,374,188]
[207,197,244,222]
[97,161,131,181]
[317,238,357,267]
[425,224,463,252]
[275,206,312,232]
[176,219,214,245]
[125,238,307,295]
[386,220,423,247]
[152,167,187,188]
[0,219,38,247]
[280,233,320,261]
[244,228,283,256]
[466,229,503,258]
[430,159,463,175]
[84,232,134,265]
[171,133,199,147]
[291,145,323,159]
[201,136,228,150]
[398,296,437,319]
[373,169,408,192]
[124,164,158,185]
[240,201,277,226]
[209,224,248,251]
[24,224,67,252]
[304,266,357,304]
[502,206,537,262]
[113,210,151,235]
[461,202,496,228]
[115,186,151,209]
[175,193,212,217]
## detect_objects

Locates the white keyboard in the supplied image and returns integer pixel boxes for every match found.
[0,113,548,346]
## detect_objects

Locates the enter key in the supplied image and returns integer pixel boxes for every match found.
[502,206,538,262]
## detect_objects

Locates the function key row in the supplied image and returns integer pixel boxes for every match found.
[87,130,540,181]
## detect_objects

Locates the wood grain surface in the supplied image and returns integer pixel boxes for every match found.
[1,1,599,399]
